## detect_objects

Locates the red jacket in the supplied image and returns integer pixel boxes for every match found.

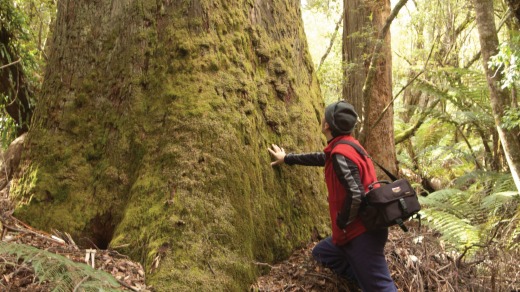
[285,135,379,245]
[324,136,378,245]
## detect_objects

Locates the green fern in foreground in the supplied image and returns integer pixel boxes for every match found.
[419,189,481,250]
[0,242,122,291]
[419,175,520,253]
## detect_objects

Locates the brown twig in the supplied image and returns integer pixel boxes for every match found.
[317,12,344,72]
[116,278,140,291]
[253,261,277,269]
[306,272,336,282]
[73,276,90,292]
[0,59,21,70]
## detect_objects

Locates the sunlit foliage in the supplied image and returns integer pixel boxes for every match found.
[301,0,343,104]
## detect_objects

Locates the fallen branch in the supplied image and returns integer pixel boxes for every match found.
[115,279,140,292]
[1,223,65,245]
[253,261,277,269]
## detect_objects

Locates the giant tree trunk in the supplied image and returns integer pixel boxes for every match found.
[11,0,327,290]
[473,0,520,192]
[343,0,397,175]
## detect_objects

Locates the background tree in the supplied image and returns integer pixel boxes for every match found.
[0,0,54,144]
[392,0,497,192]
[343,0,398,175]
[473,0,520,193]
[1,0,34,136]
[10,0,328,290]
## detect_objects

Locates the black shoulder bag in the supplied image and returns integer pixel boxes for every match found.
[334,140,421,232]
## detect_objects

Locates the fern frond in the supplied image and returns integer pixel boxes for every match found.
[482,191,519,212]
[413,71,493,129]
[449,110,494,126]
[0,242,121,291]
[492,174,517,193]
[419,188,462,205]
[413,119,455,150]
[510,212,520,250]
[420,208,481,250]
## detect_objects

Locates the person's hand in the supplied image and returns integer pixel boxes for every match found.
[268,144,286,166]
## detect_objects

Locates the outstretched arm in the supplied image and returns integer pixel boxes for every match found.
[268,144,325,167]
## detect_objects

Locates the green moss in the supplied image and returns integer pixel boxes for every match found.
[74,93,88,108]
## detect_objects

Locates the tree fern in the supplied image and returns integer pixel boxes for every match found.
[509,212,520,250]
[412,68,493,125]
[421,173,520,253]
[0,242,121,291]
[421,188,483,251]
[420,207,481,250]
[412,119,454,150]
[481,191,518,211]
[481,190,520,250]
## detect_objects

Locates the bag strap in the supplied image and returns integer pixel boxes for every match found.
[333,140,398,181]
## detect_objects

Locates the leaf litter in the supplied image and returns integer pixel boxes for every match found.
[2,186,519,291]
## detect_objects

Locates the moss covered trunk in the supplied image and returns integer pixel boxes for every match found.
[11,0,327,290]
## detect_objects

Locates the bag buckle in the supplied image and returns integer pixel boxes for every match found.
[399,198,409,214]
[395,218,409,232]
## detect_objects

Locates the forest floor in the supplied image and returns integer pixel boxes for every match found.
[1,186,519,291]
[252,224,481,292]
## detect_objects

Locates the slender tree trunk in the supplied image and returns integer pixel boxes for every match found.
[11,0,327,289]
[343,0,370,117]
[473,0,520,192]
[343,0,397,176]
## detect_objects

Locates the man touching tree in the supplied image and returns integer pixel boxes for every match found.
[269,101,397,291]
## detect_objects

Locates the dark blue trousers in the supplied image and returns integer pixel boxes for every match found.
[312,229,397,292]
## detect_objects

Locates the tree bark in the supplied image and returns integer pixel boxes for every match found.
[473,0,520,192]
[343,0,397,176]
[11,0,327,290]
[343,0,370,120]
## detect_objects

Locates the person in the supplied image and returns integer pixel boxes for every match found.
[268,100,397,292]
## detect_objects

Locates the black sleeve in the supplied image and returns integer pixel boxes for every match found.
[284,152,326,166]
[332,153,364,229]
